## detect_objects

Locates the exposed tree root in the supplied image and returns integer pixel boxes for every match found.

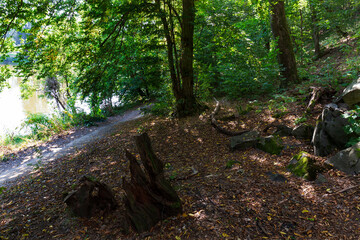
[210,100,249,136]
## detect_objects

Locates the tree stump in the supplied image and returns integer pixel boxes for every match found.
[63,175,118,218]
[123,133,182,232]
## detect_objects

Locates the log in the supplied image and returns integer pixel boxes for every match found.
[210,100,249,136]
[123,133,182,232]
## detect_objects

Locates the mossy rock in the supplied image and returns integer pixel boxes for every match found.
[256,135,284,155]
[287,151,317,181]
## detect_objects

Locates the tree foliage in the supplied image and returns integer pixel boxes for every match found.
[0,0,359,115]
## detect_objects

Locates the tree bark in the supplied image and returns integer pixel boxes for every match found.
[63,176,118,218]
[177,0,197,116]
[156,0,198,117]
[309,0,321,59]
[155,0,181,100]
[123,133,182,232]
[269,0,299,88]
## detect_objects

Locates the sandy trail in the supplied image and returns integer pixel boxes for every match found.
[0,108,144,187]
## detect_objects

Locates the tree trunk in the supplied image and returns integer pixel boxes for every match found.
[156,0,198,117]
[299,9,303,65]
[123,133,182,233]
[155,0,181,100]
[269,0,299,88]
[177,0,197,117]
[309,1,321,59]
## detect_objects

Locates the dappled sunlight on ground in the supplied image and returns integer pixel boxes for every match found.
[1,102,360,239]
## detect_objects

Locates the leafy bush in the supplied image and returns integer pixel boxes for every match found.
[1,132,26,146]
[0,186,6,195]
[295,116,308,125]
[70,111,105,127]
[22,113,72,140]
[22,113,53,140]
[343,105,360,146]
[145,85,175,117]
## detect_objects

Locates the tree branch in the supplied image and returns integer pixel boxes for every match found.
[0,0,23,52]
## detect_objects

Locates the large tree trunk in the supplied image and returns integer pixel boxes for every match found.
[177,0,197,117]
[123,133,182,233]
[269,0,299,88]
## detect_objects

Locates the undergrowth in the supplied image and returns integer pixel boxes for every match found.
[343,105,360,146]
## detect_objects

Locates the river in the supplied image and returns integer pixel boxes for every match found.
[0,74,53,136]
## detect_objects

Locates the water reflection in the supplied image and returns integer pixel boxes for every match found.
[0,75,52,135]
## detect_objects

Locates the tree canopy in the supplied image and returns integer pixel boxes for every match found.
[0,0,359,116]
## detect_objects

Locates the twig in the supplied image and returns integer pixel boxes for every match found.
[334,184,360,194]
[195,187,216,206]
[256,220,270,236]
[175,167,198,180]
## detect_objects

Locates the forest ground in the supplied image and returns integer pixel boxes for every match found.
[1,38,360,239]
[1,91,360,239]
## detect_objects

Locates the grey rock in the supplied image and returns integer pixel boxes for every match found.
[312,104,350,156]
[335,77,360,107]
[230,131,260,151]
[326,142,360,175]
[275,125,293,136]
[266,171,287,182]
[292,124,314,140]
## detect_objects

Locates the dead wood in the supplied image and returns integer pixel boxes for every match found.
[306,86,323,112]
[210,100,249,136]
[256,220,270,236]
[334,185,360,194]
[63,175,118,218]
[175,167,198,181]
[123,133,182,233]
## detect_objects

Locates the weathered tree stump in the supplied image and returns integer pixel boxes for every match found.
[123,133,182,232]
[63,175,118,218]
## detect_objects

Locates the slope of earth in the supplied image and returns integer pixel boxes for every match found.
[1,97,359,239]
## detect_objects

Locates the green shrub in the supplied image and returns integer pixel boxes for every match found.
[22,113,52,139]
[22,112,72,140]
[2,132,26,145]
[295,116,308,125]
[70,111,105,127]
[343,105,360,146]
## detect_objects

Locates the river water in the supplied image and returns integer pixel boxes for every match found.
[0,74,53,136]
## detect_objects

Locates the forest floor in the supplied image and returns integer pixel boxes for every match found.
[1,89,360,239]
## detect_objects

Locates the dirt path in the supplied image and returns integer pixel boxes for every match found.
[0,108,144,187]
